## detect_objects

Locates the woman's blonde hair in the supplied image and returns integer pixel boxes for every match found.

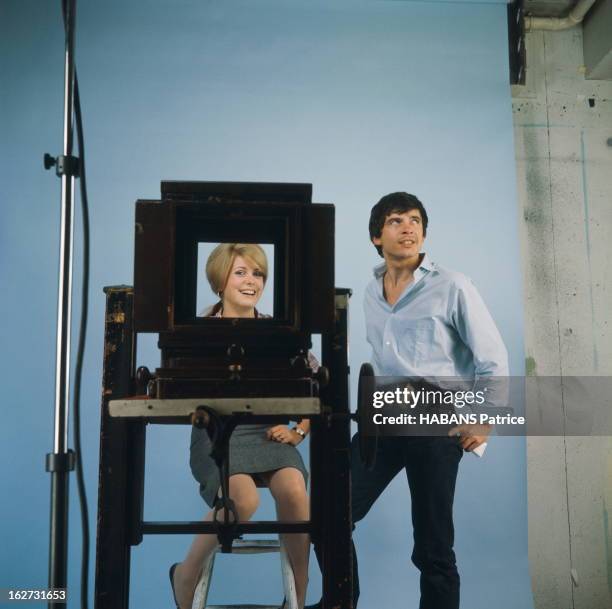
[205,243,268,296]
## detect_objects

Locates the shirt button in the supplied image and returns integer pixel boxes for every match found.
[385,341,391,346]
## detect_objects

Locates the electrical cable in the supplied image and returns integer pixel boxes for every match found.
[72,72,91,609]
[60,1,91,607]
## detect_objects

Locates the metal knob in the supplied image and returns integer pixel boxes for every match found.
[315,366,330,388]
[226,344,245,360]
[136,366,152,394]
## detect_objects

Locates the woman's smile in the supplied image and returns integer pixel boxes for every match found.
[221,255,265,317]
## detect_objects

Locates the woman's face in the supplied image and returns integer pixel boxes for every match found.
[221,255,265,317]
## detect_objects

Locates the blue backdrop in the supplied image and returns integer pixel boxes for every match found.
[0,1,532,608]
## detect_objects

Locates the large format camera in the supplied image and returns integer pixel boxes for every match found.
[94,181,353,609]
[134,180,334,399]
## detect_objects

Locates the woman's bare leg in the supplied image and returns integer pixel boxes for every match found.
[265,468,310,609]
[173,474,259,609]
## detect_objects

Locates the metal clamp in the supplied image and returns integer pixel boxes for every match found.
[45,450,76,473]
[44,153,80,178]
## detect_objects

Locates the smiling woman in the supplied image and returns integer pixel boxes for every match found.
[197,243,275,317]
[172,241,312,609]
[202,243,268,317]
[221,255,264,315]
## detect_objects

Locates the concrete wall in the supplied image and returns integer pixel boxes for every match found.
[512,27,612,609]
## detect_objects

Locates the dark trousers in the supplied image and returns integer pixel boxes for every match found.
[350,433,463,609]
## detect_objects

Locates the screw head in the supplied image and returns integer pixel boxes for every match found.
[44,153,56,170]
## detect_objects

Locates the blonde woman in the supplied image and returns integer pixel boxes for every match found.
[171,243,311,609]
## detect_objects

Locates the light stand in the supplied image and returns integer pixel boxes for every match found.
[44,0,79,606]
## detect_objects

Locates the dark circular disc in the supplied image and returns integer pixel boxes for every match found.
[357,362,378,471]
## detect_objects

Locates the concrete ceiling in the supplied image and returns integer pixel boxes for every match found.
[520,0,612,80]
[524,0,577,17]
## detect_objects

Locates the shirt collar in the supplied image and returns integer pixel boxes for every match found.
[373,252,435,279]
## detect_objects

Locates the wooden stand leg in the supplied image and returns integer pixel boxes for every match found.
[94,287,138,609]
[320,289,353,609]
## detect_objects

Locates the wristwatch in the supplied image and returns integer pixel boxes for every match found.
[292,427,306,439]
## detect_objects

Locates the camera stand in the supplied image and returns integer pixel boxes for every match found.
[94,286,353,609]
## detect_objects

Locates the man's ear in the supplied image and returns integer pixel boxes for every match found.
[371,235,382,246]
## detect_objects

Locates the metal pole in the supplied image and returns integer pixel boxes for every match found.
[47,0,78,605]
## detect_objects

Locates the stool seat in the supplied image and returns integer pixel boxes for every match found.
[229,539,282,554]
[191,538,297,609]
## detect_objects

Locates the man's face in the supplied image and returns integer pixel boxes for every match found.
[372,209,425,262]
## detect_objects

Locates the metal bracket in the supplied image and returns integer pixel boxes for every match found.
[44,153,80,178]
[45,450,76,473]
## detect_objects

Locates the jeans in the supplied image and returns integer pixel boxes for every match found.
[350,433,463,609]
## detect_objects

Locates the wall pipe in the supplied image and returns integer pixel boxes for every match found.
[525,0,597,31]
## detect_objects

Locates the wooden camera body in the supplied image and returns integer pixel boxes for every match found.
[95,181,353,609]
[134,180,334,399]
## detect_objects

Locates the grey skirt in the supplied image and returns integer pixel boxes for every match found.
[190,423,308,508]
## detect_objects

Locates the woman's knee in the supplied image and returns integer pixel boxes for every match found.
[228,477,260,518]
[234,493,259,518]
[272,471,308,508]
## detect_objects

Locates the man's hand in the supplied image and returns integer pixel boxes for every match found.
[448,424,492,452]
[266,425,301,446]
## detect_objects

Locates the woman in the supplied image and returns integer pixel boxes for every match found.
[170,243,311,609]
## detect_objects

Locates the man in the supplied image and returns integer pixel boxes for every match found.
[307,192,508,609]
[351,192,509,608]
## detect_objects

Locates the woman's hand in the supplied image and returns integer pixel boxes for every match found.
[266,425,302,446]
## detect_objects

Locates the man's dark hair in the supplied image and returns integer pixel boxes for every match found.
[369,192,429,257]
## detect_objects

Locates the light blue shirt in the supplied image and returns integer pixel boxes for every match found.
[364,254,509,384]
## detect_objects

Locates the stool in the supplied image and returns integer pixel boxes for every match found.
[191,538,298,609]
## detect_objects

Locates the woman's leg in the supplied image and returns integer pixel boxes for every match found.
[173,474,260,609]
[264,467,310,609]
